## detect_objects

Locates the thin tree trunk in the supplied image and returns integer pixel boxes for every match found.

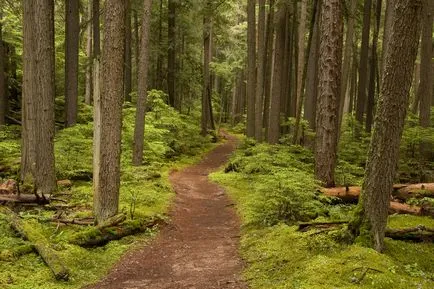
[247,0,256,138]
[255,0,266,142]
[85,0,93,105]
[133,9,139,93]
[267,3,287,144]
[124,0,132,102]
[92,0,101,109]
[366,0,382,133]
[202,2,212,135]
[132,0,152,166]
[0,10,6,125]
[263,0,275,137]
[168,0,176,108]
[315,0,343,188]
[355,0,372,127]
[353,0,423,252]
[411,62,421,114]
[65,0,80,127]
[157,0,163,90]
[93,0,126,224]
[295,0,307,118]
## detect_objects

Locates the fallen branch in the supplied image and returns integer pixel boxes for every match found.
[385,225,434,242]
[0,193,50,205]
[69,217,164,247]
[298,221,348,232]
[3,208,70,280]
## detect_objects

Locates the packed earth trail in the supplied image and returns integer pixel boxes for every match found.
[85,132,247,289]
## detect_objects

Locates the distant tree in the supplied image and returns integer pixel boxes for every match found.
[124,0,132,102]
[85,0,93,105]
[0,10,5,125]
[133,0,153,166]
[167,0,177,109]
[65,0,79,127]
[351,0,423,252]
[254,0,265,142]
[246,0,256,138]
[314,0,343,187]
[21,0,57,194]
[93,0,126,223]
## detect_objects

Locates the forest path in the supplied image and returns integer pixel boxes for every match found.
[85,132,247,289]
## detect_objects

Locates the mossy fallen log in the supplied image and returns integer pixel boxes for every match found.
[0,244,35,261]
[0,193,50,205]
[69,217,164,247]
[4,209,70,280]
[298,221,349,232]
[385,226,434,242]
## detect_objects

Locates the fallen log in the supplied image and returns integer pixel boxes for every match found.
[386,226,434,242]
[3,209,70,280]
[0,194,50,205]
[0,244,35,261]
[69,217,164,247]
[298,221,348,232]
[0,179,18,194]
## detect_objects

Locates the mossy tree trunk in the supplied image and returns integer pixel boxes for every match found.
[353,0,423,252]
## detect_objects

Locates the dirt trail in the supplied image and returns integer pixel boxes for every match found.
[86,133,247,289]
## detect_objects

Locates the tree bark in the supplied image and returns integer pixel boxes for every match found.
[168,0,177,109]
[263,0,275,137]
[255,0,266,142]
[417,0,433,129]
[202,2,212,136]
[353,0,423,252]
[124,0,132,102]
[132,0,152,166]
[267,3,286,144]
[355,0,372,128]
[314,0,343,188]
[65,0,80,127]
[85,0,93,105]
[246,0,256,138]
[381,0,394,77]
[93,0,126,224]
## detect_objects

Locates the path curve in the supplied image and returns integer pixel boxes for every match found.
[86,132,247,289]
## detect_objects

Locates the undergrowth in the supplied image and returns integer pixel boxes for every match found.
[0,91,214,289]
[211,136,434,289]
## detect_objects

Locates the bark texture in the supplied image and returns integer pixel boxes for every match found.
[65,0,80,127]
[93,0,126,223]
[355,0,423,252]
[132,0,153,166]
[255,0,266,142]
[124,0,132,102]
[247,0,256,138]
[314,0,343,187]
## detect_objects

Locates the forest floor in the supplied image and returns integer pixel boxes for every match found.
[85,132,247,289]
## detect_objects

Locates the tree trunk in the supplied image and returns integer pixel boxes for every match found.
[355,0,372,128]
[381,0,394,77]
[267,3,287,144]
[202,2,212,136]
[157,0,163,90]
[0,10,5,125]
[353,0,423,252]
[263,0,275,137]
[255,0,266,142]
[418,0,433,128]
[365,0,382,133]
[303,0,321,131]
[314,0,343,188]
[339,0,357,130]
[92,0,101,105]
[246,0,256,138]
[133,9,139,93]
[65,0,80,127]
[168,0,176,109]
[85,0,93,105]
[124,0,132,102]
[93,0,126,224]
[132,0,152,166]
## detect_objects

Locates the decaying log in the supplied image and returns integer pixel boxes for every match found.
[96,214,126,229]
[3,209,69,280]
[0,194,50,205]
[69,217,164,247]
[298,221,349,232]
[0,244,35,261]
[0,179,18,194]
[49,218,94,226]
[386,226,434,242]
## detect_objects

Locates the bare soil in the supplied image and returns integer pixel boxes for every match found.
[85,133,247,289]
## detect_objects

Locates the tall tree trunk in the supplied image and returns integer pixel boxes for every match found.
[85,0,93,105]
[255,0,266,142]
[133,9,139,93]
[132,0,152,166]
[381,0,394,77]
[295,0,307,119]
[267,3,287,144]
[156,0,163,90]
[246,0,256,138]
[168,0,176,108]
[0,10,5,125]
[92,0,101,108]
[65,0,80,127]
[263,0,275,138]
[418,0,433,128]
[93,0,126,224]
[365,0,382,133]
[314,0,343,188]
[21,0,57,194]
[124,0,132,102]
[202,2,212,136]
[355,0,372,128]
[353,0,423,252]
[303,0,321,131]
[339,0,357,129]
